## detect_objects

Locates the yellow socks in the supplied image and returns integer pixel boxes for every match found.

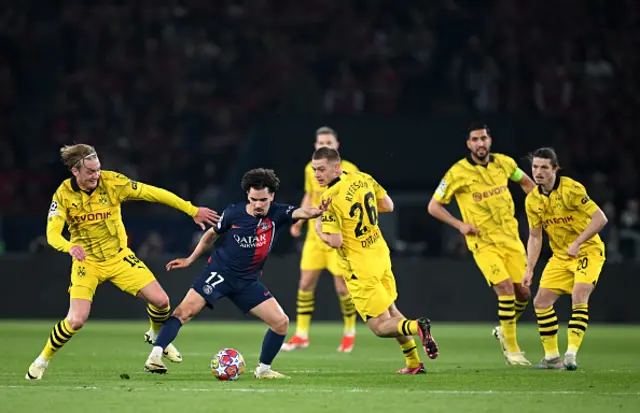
[514,299,528,321]
[147,304,171,333]
[536,306,560,358]
[339,294,357,335]
[399,338,421,368]
[397,319,419,336]
[567,303,589,354]
[295,290,314,337]
[40,318,78,361]
[498,294,519,353]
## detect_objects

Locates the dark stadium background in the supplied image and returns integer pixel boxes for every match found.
[0,0,639,321]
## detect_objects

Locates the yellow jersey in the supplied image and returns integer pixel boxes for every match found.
[46,170,198,262]
[304,159,359,243]
[433,153,524,252]
[525,176,605,260]
[320,171,390,276]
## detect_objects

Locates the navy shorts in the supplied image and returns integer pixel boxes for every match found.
[191,268,273,314]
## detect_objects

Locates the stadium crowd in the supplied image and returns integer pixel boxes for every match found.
[0,0,638,259]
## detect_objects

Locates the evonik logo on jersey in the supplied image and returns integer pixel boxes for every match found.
[71,212,112,223]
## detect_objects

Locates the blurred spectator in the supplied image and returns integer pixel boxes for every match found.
[137,231,165,260]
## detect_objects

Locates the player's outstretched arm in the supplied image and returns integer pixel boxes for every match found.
[292,198,332,220]
[567,209,608,258]
[166,228,219,271]
[523,226,543,287]
[290,192,312,237]
[117,175,220,228]
[428,198,480,235]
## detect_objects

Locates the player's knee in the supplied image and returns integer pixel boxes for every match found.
[493,280,514,296]
[150,294,170,310]
[66,312,88,330]
[517,286,532,301]
[271,313,289,335]
[533,294,552,309]
[299,270,320,291]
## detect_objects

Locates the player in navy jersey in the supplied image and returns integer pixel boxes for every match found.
[143,168,331,379]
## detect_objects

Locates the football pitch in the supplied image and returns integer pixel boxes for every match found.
[1,321,639,413]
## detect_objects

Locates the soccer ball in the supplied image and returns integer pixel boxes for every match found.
[211,348,245,381]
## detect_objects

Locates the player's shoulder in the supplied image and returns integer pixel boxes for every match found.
[304,161,313,173]
[340,159,359,172]
[559,176,585,191]
[99,170,130,185]
[491,153,514,162]
[445,157,475,177]
[525,186,542,205]
[491,153,517,167]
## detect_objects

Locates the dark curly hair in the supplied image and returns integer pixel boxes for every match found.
[241,168,281,194]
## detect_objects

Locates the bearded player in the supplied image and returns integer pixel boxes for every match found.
[428,123,536,365]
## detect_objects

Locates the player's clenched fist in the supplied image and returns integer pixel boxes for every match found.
[458,222,480,235]
[69,245,87,262]
[193,207,221,229]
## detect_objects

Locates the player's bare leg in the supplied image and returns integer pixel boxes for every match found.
[138,281,182,363]
[250,298,291,379]
[26,297,90,380]
[366,308,438,360]
[532,288,563,369]
[333,274,356,352]
[564,282,595,371]
[388,304,425,374]
[145,289,206,374]
[491,280,529,365]
[282,269,321,351]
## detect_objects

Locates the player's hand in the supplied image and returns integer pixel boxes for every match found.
[522,270,534,288]
[567,242,581,258]
[193,207,221,230]
[318,197,332,213]
[290,223,302,238]
[458,222,480,235]
[166,257,193,271]
[69,245,87,262]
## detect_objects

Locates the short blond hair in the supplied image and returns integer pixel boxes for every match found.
[315,126,337,139]
[60,144,98,170]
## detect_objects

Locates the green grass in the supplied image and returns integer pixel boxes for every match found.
[1,321,639,413]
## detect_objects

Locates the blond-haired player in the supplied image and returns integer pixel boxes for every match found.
[428,123,536,365]
[25,144,219,380]
[523,147,608,371]
[312,147,438,374]
[282,127,359,353]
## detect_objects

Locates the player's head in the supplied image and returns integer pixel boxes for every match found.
[60,144,101,190]
[241,168,280,217]
[314,126,340,151]
[467,122,492,161]
[311,147,341,187]
[529,147,560,186]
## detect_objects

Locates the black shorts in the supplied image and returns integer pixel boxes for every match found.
[191,267,272,314]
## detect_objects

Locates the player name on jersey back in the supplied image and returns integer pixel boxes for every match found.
[321,171,391,276]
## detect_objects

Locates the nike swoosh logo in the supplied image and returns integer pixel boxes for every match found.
[264,291,270,296]
[232,225,241,229]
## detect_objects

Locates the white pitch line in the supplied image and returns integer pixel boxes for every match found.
[0,385,638,396]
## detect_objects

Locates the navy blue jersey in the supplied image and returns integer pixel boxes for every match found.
[208,202,297,280]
